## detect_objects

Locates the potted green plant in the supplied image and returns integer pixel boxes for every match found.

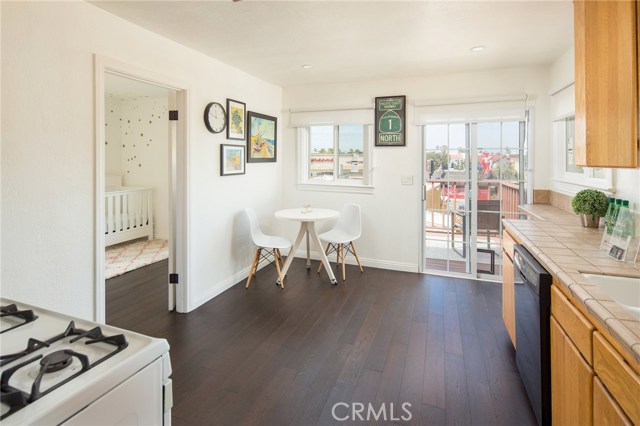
[571,189,609,228]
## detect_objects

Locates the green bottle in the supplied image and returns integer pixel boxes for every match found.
[607,199,623,234]
[603,197,616,233]
[613,200,634,239]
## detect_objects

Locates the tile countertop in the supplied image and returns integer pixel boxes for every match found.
[504,204,640,365]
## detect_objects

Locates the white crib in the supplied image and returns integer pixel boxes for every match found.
[105,186,154,246]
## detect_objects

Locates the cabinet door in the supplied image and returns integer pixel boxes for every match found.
[551,316,594,426]
[574,0,638,168]
[501,251,515,348]
[593,377,632,426]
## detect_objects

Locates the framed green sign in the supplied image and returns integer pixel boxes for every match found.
[375,95,406,147]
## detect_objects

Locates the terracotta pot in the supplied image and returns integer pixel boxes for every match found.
[580,214,600,228]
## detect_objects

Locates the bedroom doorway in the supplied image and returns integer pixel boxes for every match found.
[103,73,174,325]
[95,56,188,323]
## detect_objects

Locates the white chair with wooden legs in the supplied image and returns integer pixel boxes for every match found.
[244,208,291,289]
[317,203,364,281]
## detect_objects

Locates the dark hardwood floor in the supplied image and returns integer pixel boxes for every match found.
[106,259,536,426]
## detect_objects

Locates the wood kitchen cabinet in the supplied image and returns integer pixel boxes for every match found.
[550,282,640,426]
[501,230,516,347]
[550,316,594,426]
[593,377,633,426]
[574,0,638,168]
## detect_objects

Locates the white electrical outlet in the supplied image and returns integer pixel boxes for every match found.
[401,175,414,185]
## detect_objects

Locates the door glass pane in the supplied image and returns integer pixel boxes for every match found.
[337,125,364,180]
[309,125,334,180]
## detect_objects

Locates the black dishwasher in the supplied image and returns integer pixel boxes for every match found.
[514,244,552,426]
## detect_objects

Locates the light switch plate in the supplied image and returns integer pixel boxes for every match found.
[401,175,414,185]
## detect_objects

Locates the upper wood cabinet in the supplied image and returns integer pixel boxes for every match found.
[574,0,638,168]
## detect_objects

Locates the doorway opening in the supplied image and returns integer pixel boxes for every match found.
[94,56,189,323]
[422,120,528,280]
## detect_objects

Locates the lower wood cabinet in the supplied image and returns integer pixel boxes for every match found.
[593,377,632,426]
[593,332,640,425]
[551,316,594,426]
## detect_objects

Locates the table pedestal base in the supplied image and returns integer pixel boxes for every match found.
[278,221,337,286]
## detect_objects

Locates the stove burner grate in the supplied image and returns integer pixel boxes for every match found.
[0,321,128,420]
[0,304,38,334]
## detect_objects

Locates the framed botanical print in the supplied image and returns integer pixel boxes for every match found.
[246,111,277,163]
[220,144,245,176]
[226,99,246,141]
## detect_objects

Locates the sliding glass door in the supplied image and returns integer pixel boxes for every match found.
[423,120,527,279]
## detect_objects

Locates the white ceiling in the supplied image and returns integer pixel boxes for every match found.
[91,0,574,88]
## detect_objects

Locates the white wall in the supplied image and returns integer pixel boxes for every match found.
[1,1,282,319]
[281,66,552,272]
[106,95,171,240]
[550,47,640,210]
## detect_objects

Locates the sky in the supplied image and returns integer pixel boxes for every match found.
[310,125,364,152]
[425,121,522,152]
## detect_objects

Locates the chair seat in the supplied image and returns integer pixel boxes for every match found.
[318,228,358,244]
[253,234,291,250]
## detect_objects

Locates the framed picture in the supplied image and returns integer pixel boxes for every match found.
[246,111,277,163]
[226,98,246,141]
[375,95,406,147]
[220,144,245,176]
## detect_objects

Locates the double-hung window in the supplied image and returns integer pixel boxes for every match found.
[550,84,612,192]
[297,124,373,191]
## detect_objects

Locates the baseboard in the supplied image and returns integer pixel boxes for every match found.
[189,262,272,311]
[292,249,419,273]
[188,250,419,311]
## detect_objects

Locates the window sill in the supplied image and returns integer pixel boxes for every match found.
[297,181,374,194]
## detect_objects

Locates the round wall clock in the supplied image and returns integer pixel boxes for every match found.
[204,102,226,134]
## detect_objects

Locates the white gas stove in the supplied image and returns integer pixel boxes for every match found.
[0,298,172,425]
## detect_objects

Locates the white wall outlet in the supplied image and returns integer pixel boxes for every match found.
[401,175,414,185]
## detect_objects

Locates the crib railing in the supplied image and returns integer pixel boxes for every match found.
[105,187,154,246]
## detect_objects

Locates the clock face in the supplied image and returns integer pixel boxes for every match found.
[204,102,226,134]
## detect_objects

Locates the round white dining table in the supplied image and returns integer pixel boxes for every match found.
[275,208,340,285]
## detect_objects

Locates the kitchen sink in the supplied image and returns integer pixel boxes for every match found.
[580,273,640,320]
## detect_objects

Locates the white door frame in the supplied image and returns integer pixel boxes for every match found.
[94,55,190,322]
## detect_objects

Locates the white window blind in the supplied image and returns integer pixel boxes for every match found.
[550,84,575,121]
[414,96,527,124]
[288,106,373,127]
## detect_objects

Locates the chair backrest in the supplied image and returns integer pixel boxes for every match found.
[335,203,362,240]
[477,199,501,231]
[244,208,266,244]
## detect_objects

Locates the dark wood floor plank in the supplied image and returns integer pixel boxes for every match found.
[106,259,537,426]
[399,320,428,426]
[374,342,408,410]
[422,314,446,409]
[444,353,471,426]
[443,290,463,356]
[421,404,446,426]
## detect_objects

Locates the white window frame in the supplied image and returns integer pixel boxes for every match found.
[297,125,374,193]
[552,116,613,194]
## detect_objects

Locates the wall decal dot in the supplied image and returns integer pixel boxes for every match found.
[122,145,125,148]
[139,164,142,167]
[127,120,130,123]
[110,109,113,113]
[147,144,150,146]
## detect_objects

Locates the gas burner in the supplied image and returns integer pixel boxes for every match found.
[0,304,38,334]
[40,351,72,373]
[0,321,128,420]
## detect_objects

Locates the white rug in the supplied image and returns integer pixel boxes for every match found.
[105,239,168,279]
